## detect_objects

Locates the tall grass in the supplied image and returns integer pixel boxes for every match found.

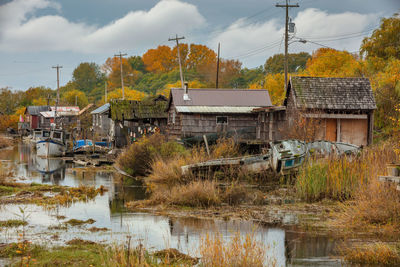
[199,232,276,267]
[296,143,397,202]
[342,242,400,266]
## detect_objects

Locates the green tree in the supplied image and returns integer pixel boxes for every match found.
[72,62,104,94]
[361,13,400,60]
[264,52,311,74]
[128,56,146,73]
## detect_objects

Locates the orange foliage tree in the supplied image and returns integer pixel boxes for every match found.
[142,45,175,73]
[103,57,141,89]
[249,73,285,105]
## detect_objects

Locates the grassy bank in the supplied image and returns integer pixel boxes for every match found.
[0,232,271,267]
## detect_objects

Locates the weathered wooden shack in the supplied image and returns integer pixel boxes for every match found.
[166,86,273,142]
[110,96,168,147]
[39,106,80,130]
[91,103,111,136]
[255,76,376,146]
[24,106,50,130]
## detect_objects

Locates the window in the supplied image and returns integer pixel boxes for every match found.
[216,116,228,125]
[172,111,176,124]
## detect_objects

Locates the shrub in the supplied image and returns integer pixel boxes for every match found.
[117,134,186,176]
[222,183,250,205]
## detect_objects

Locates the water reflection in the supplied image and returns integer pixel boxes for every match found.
[0,144,342,266]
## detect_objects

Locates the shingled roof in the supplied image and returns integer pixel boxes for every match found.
[110,96,168,121]
[285,76,376,110]
[25,106,50,116]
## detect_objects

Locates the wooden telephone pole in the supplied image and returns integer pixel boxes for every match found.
[169,34,185,88]
[52,65,62,126]
[276,0,299,91]
[114,52,127,99]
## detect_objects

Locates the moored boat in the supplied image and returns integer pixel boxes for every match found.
[36,129,66,157]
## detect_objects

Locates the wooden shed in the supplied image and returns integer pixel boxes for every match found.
[166,86,273,142]
[279,76,376,146]
[24,106,50,130]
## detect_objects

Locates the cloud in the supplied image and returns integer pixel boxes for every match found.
[209,8,379,66]
[0,0,205,53]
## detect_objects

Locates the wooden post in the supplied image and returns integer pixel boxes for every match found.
[203,135,210,156]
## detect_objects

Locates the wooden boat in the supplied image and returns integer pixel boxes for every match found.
[36,129,67,157]
[269,139,307,175]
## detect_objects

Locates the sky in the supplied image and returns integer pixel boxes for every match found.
[0,0,399,91]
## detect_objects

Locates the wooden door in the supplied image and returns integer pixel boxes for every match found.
[325,119,337,142]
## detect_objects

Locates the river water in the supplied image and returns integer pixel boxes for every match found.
[0,144,342,266]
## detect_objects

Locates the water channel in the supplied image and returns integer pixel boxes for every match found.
[0,143,342,266]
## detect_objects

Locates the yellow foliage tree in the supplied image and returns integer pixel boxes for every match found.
[249,73,285,105]
[302,48,363,77]
[102,88,147,102]
[160,80,207,98]
[32,97,48,106]
[61,89,89,108]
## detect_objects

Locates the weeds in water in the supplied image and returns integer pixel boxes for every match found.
[342,242,400,266]
[199,231,276,267]
[0,219,27,228]
[64,218,96,226]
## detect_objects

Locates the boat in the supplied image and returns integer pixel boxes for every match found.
[36,129,67,157]
[269,140,308,175]
[73,139,111,154]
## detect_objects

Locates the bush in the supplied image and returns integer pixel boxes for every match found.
[342,242,400,266]
[117,134,186,176]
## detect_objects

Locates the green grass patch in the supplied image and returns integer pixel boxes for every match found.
[0,219,27,228]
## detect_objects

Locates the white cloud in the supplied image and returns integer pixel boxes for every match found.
[209,8,379,66]
[0,0,205,53]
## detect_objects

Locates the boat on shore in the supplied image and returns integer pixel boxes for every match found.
[73,139,111,154]
[36,129,67,157]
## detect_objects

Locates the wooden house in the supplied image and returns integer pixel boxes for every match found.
[24,106,50,130]
[166,86,273,142]
[255,76,376,146]
[110,96,168,147]
[39,106,80,130]
[91,103,111,136]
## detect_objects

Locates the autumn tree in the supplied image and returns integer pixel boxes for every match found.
[72,62,104,94]
[61,89,89,108]
[264,52,311,74]
[103,57,141,89]
[103,88,147,102]
[142,45,175,73]
[301,48,363,77]
[249,73,285,105]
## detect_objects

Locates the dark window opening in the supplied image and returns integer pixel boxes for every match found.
[216,116,228,125]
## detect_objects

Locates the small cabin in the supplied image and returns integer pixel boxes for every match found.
[39,106,80,130]
[256,76,376,146]
[25,106,50,130]
[166,86,273,143]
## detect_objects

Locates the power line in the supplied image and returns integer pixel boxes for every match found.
[114,52,127,99]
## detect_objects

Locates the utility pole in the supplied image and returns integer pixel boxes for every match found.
[168,34,185,88]
[216,43,220,89]
[114,52,127,99]
[52,65,62,127]
[276,0,299,91]
[105,81,108,103]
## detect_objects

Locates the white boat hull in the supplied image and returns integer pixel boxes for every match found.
[36,140,65,157]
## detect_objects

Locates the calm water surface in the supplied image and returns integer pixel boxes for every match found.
[0,144,342,266]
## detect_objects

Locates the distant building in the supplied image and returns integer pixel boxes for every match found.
[255,76,376,146]
[110,96,168,147]
[24,106,50,130]
[166,85,273,142]
[91,103,111,136]
[39,106,80,129]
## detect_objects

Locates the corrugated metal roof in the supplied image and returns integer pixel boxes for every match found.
[40,110,79,118]
[175,106,261,114]
[50,106,80,112]
[25,106,50,115]
[171,88,272,107]
[91,103,110,114]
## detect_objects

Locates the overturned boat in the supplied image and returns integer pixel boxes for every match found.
[73,139,111,154]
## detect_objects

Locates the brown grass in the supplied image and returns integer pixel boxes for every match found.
[0,136,12,149]
[199,232,276,267]
[342,242,400,266]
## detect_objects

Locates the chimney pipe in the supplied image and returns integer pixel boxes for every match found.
[183,82,190,101]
